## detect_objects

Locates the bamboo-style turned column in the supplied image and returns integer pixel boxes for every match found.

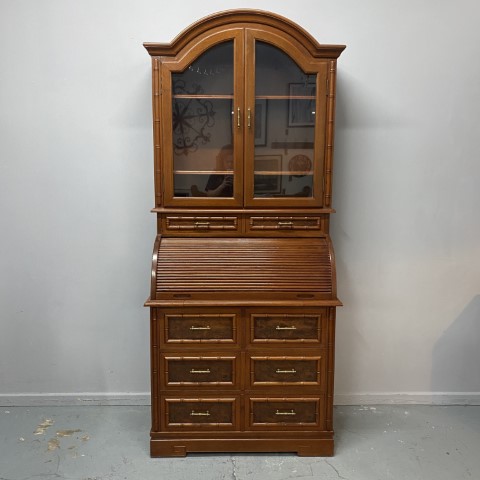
[324,60,338,208]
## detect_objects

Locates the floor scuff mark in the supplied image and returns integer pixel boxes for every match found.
[34,419,55,435]
[36,424,90,454]
[47,438,60,451]
[56,429,81,437]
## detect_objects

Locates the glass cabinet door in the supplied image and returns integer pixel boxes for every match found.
[244,35,328,207]
[161,33,244,206]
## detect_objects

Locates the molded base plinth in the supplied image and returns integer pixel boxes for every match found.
[150,438,334,457]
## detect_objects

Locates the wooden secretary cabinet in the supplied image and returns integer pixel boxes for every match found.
[144,10,345,456]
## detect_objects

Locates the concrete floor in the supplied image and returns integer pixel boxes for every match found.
[0,405,479,480]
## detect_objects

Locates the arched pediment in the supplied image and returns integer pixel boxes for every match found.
[144,9,345,58]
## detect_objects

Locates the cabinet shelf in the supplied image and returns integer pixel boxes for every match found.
[174,170,234,175]
[254,171,313,175]
[256,95,315,100]
[173,94,234,99]
[174,94,314,100]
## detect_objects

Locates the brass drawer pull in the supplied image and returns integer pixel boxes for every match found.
[275,410,296,416]
[190,369,211,374]
[278,221,294,228]
[190,410,210,417]
[276,368,296,374]
[190,326,211,331]
[194,222,211,229]
[275,325,297,331]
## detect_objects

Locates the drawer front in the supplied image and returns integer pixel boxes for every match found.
[163,397,239,430]
[250,313,325,345]
[163,215,241,234]
[246,216,325,236]
[250,356,323,387]
[162,355,238,387]
[247,397,323,429]
[164,313,237,344]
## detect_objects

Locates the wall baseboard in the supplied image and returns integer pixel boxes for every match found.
[334,392,480,406]
[1,392,479,407]
[0,393,151,407]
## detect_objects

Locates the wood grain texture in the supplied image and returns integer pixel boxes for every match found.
[153,237,334,296]
[143,9,345,59]
[248,397,323,428]
[150,438,334,457]
[163,397,238,430]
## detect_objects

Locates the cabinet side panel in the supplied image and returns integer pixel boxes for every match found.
[325,307,336,431]
[151,309,160,432]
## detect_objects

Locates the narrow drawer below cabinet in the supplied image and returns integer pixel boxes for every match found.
[246,216,326,236]
[162,215,241,235]
[162,397,239,431]
[249,356,324,387]
[161,355,239,388]
[247,397,324,429]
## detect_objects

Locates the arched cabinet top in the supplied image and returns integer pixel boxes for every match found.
[144,9,345,59]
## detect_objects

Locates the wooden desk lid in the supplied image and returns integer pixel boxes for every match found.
[150,236,338,302]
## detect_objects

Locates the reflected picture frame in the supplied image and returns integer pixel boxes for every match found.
[254,154,283,195]
[288,82,316,127]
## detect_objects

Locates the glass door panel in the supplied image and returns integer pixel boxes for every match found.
[244,36,326,207]
[254,41,316,199]
[168,41,240,202]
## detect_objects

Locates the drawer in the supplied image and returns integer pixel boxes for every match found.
[162,355,238,387]
[162,397,239,430]
[246,215,326,236]
[164,313,237,344]
[247,397,323,429]
[162,215,241,235]
[249,356,324,387]
[249,312,325,345]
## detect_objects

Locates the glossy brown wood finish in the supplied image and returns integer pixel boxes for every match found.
[243,27,328,208]
[150,438,334,457]
[164,312,237,344]
[249,312,325,344]
[162,215,241,234]
[249,356,324,387]
[163,356,237,386]
[143,9,345,59]
[248,397,324,428]
[163,397,239,430]
[145,10,344,457]
[152,236,335,298]
[159,28,245,208]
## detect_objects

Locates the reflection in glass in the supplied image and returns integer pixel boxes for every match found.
[254,42,317,198]
[172,41,234,198]
[174,145,234,198]
[172,82,216,156]
[204,145,233,197]
[288,83,316,127]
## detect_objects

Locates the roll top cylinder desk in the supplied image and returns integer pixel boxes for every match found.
[144,10,345,457]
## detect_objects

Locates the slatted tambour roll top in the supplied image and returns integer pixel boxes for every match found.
[151,236,338,301]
